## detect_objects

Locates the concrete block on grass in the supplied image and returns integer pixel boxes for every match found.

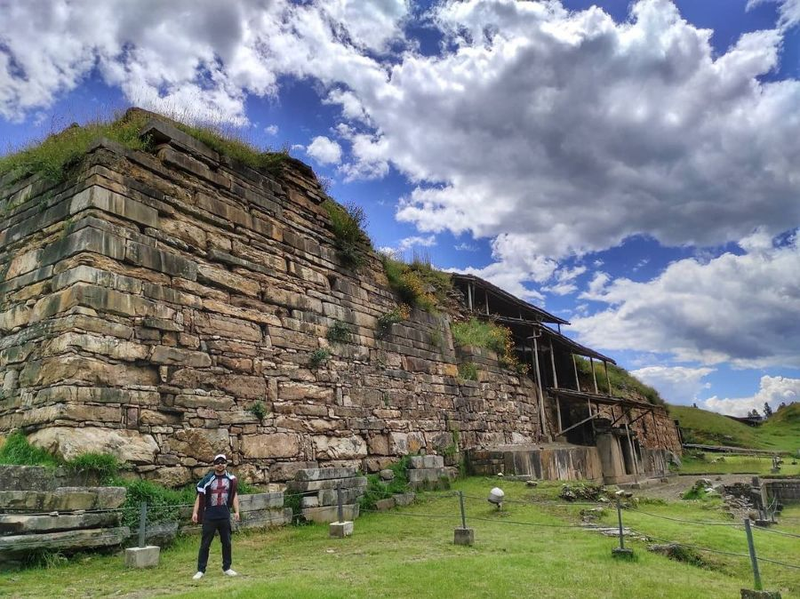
[329,521,353,538]
[453,527,474,546]
[612,547,634,559]
[125,546,160,568]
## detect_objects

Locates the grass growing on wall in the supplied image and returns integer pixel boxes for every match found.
[0,431,60,467]
[323,199,371,268]
[0,108,287,186]
[575,356,664,405]
[0,111,153,184]
[451,318,526,373]
[381,254,452,312]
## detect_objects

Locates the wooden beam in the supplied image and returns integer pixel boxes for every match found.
[549,338,559,390]
[590,357,599,394]
[603,360,611,396]
[532,332,546,437]
[557,411,602,437]
[572,354,580,392]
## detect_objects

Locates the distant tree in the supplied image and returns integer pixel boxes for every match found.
[749,409,760,419]
[763,402,773,418]
[692,402,698,409]
[778,402,787,411]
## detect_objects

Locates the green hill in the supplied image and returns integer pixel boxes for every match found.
[670,403,800,452]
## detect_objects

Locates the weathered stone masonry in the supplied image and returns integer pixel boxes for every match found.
[0,115,680,487]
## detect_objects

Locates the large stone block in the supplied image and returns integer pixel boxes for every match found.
[0,512,120,535]
[302,504,359,524]
[125,240,197,280]
[238,492,284,511]
[286,477,367,493]
[124,545,160,568]
[29,427,159,464]
[294,467,358,482]
[0,465,56,491]
[166,429,230,461]
[19,355,158,388]
[241,433,301,459]
[0,526,130,553]
[0,487,126,511]
[70,186,159,228]
[150,345,211,368]
[312,435,368,460]
[194,312,263,343]
[197,264,260,297]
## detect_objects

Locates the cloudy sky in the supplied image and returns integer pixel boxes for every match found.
[2,0,799,416]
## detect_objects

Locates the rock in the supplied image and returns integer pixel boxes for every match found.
[29,427,158,464]
[312,435,368,460]
[241,433,300,459]
[294,467,358,482]
[379,469,395,481]
[0,512,119,534]
[0,487,126,511]
[0,526,130,554]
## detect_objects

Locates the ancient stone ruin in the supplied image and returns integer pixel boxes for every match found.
[0,110,681,489]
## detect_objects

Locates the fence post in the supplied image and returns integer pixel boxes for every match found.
[454,490,474,546]
[329,484,353,538]
[337,484,344,524]
[138,501,147,548]
[612,496,633,558]
[744,518,763,591]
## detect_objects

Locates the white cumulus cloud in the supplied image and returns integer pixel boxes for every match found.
[306,136,343,165]
[630,365,714,405]
[704,375,800,416]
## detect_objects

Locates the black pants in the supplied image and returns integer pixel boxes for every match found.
[197,518,232,572]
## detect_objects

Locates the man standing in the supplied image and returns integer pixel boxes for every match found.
[192,454,240,579]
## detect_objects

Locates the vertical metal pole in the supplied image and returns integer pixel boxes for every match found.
[572,354,580,392]
[590,357,598,394]
[485,290,489,315]
[616,497,625,550]
[459,491,467,529]
[604,361,611,396]
[337,485,344,523]
[138,502,147,548]
[744,519,762,591]
[533,334,546,437]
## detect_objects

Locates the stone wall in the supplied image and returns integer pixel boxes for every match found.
[0,116,679,486]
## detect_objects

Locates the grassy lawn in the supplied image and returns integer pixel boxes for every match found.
[679,453,800,476]
[3,478,798,598]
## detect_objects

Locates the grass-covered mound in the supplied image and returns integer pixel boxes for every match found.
[670,403,799,452]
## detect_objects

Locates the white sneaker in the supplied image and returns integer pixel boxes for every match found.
[192,572,204,580]
[223,569,238,577]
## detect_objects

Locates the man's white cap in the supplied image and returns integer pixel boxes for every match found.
[213,454,227,462]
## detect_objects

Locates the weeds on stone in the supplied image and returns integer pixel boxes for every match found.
[326,320,352,344]
[0,431,60,467]
[248,400,268,421]
[574,356,664,405]
[376,304,411,339]
[458,362,479,381]
[359,456,412,510]
[381,254,452,312]
[309,348,332,369]
[65,453,120,484]
[323,199,370,268]
[452,318,527,374]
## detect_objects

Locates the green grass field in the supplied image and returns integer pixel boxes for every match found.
[679,454,800,476]
[2,478,798,599]
[670,403,800,453]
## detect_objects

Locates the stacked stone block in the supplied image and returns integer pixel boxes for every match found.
[406,455,456,491]
[0,466,128,563]
[286,467,366,523]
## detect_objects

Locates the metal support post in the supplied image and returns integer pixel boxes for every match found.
[138,502,147,548]
[744,518,762,591]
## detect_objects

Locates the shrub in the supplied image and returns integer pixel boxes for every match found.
[381,254,452,313]
[452,318,527,373]
[359,456,412,510]
[172,122,286,173]
[326,320,352,344]
[458,362,479,381]
[0,431,60,467]
[309,348,331,368]
[248,401,268,421]
[112,479,195,529]
[376,304,411,339]
[324,200,370,268]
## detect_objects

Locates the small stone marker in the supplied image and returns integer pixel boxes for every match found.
[453,527,474,546]
[741,590,782,599]
[124,546,160,568]
[611,547,634,559]
[329,521,353,538]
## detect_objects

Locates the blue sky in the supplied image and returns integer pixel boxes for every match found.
[2,0,800,415]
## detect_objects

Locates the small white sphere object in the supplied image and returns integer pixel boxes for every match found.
[488,487,505,504]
